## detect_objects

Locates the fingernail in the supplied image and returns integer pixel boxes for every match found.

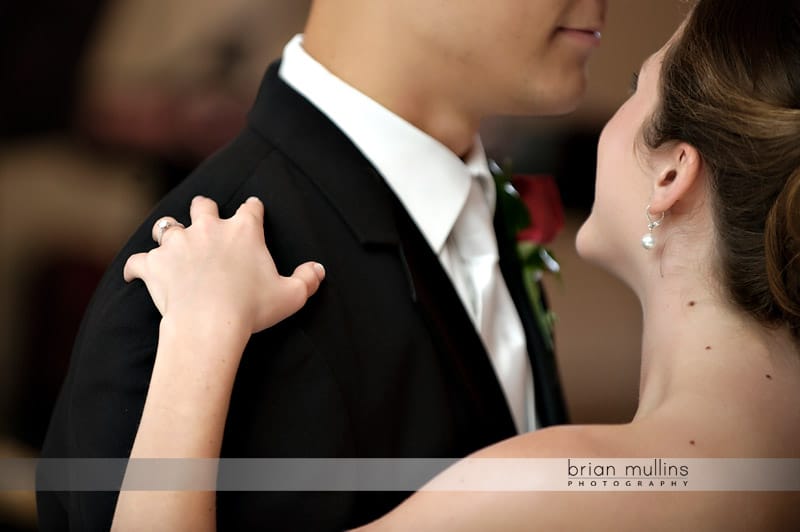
[313,263,326,280]
[246,196,261,203]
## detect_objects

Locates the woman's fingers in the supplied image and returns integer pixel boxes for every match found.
[237,196,264,223]
[276,262,326,319]
[151,216,184,246]
[293,262,326,298]
[128,196,324,332]
[123,252,148,282]
[189,195,219,222]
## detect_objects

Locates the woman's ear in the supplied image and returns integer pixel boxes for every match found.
[648,142,702,215]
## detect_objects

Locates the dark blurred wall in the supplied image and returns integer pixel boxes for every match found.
[0,0,109,137]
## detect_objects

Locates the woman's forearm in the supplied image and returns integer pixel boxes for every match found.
[112,196,324,530]
[111,314,250,532]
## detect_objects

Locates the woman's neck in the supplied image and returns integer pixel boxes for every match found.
[634,265,800,424]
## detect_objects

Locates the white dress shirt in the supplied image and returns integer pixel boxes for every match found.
[278,35,538,432]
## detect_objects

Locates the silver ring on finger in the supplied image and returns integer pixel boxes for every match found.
[156,218,185,246]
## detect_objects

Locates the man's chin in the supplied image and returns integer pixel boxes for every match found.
[513,82,589,117]
[541,81,590,116]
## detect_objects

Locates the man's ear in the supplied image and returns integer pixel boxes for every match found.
[648,142,702,215]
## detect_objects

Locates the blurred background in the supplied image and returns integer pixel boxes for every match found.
[0,0,687,529]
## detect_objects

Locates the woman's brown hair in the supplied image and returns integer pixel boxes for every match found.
[643,0,800,337]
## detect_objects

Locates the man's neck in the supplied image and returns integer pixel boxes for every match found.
[302,28,480,157]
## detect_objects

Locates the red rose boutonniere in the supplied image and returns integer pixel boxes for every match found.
[491,160,563,350]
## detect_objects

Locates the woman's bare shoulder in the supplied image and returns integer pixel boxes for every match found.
[354,423,798,531]
[471,423,632,459]
[353,424,645,532]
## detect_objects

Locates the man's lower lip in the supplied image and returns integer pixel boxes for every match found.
[557,28,602,47]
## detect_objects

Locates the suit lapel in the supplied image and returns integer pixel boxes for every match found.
[494,197,570,426]
[248,62,399,248]
[248,62,523,439]
[393,198,518,443]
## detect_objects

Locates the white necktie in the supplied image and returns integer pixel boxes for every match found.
[450,176,536,433]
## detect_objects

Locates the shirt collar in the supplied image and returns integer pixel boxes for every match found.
[278,34,494,253]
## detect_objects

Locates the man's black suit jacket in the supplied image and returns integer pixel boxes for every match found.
[38,62,568,531]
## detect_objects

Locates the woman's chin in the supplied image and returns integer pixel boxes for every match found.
[575,226,641,297]
[574,220,597,262]
[576,223,622,275]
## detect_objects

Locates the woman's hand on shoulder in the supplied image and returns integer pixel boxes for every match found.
[123,195,325,336]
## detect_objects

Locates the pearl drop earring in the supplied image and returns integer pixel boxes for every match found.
[641,206,665,250]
